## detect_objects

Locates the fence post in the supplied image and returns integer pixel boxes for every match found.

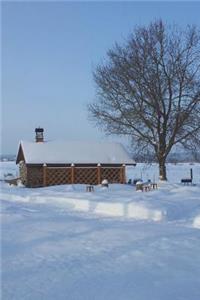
[120,164,126,184]
[71,163,75,184]
[43,163,47,187]
[97,163,101,184]
[123,164,126,184]
[190,168,193,181]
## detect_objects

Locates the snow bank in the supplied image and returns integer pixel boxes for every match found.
[193,215,200,229]
[63,197,163,221]
[0,191,163,221]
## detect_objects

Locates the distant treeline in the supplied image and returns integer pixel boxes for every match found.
[0,155,16,162]
[133,152,200,163]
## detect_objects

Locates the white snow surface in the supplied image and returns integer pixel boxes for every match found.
[18,140,135,164]
[193,215,200,229]
[1,162,200,300]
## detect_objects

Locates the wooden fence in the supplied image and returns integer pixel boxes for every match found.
[42,164,125,187]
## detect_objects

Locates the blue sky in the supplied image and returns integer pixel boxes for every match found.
[2,1,200,154]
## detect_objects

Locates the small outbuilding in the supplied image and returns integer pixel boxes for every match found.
[16,128,136,187]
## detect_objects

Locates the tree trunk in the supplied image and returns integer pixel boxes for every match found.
[159,159,167,181]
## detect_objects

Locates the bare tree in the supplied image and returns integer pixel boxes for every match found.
[88,20,200,180]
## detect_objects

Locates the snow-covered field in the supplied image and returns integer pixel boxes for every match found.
[1,161,200,299]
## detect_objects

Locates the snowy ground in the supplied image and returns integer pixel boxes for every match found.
[1,162,200,300]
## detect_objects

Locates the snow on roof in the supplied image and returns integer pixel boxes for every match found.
[19,140,135,165]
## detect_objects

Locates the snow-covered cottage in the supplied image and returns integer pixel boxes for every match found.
[16,128,136,188]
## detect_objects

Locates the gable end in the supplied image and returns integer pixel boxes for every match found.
[16,144,26,164]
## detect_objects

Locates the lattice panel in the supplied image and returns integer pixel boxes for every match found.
[101,167,121,183]
[46,168,71,186]
[27,167,43,187]
[75,168,97,185]
[26,166,123,187]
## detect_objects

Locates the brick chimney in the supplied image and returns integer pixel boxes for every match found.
[35,127,44,142]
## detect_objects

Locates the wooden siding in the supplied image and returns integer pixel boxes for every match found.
[16,145,25,164]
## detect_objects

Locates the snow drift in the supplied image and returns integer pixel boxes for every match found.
[193,215,200,229]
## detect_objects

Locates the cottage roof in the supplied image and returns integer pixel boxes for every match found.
[17,140,135,165]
